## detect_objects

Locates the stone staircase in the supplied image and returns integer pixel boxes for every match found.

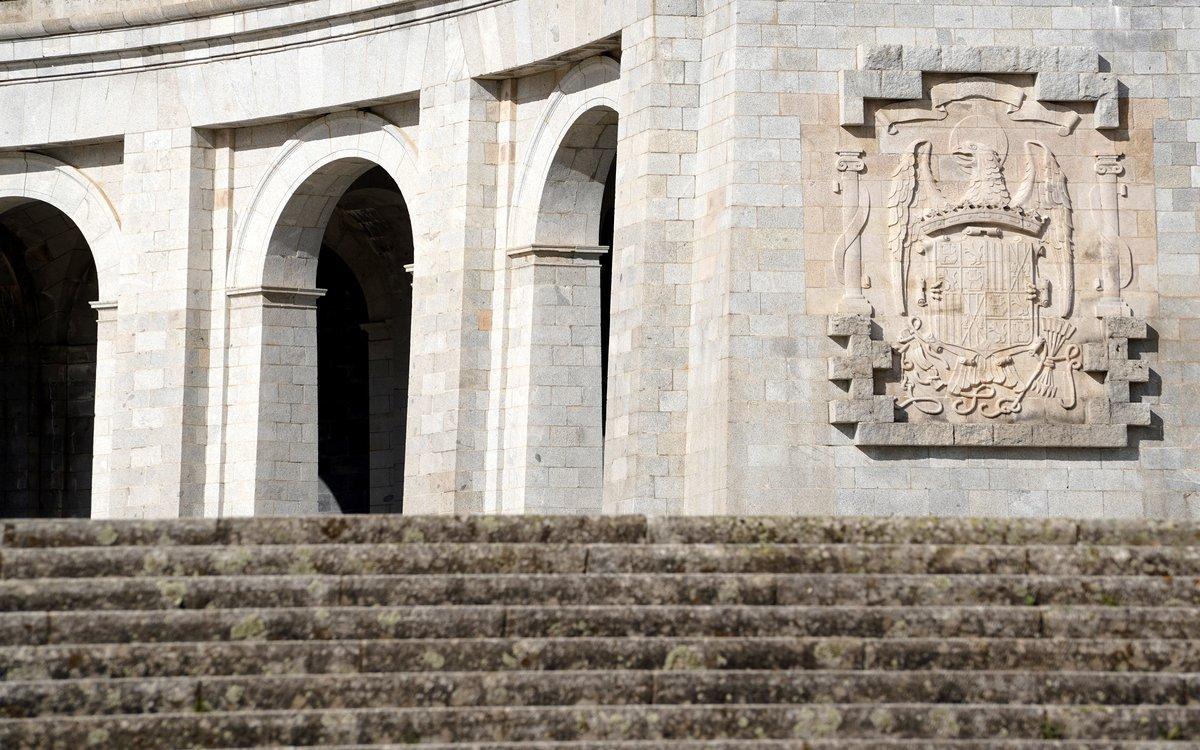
[0,514,1198,748]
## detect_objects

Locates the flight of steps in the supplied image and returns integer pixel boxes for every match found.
[1,514,1199,748]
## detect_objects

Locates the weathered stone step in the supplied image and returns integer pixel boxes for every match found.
[6,573,1199,612]
[4,605,1198,646]
[6,543,1200,579]
[0,516,647,549]
[1,704,1197,747]
[7,516,1198,550]
[1,670,1191,718]
[273,742,1195,750]
[5,637,1198,682]
[0,574,777,611]
[585,544,1200,577]
[0,544,590,579]
[288,744,1190,748]
[290,742,1190,750]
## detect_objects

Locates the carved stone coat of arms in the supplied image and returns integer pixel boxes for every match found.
[820,62,1151,448]
[889,127,1081,420]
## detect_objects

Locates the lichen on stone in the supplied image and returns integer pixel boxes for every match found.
[229,614,267,640]
[791,705,843,738]
[662,645,706,671]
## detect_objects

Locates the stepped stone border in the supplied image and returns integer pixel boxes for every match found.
[839,44,1119,129]
[828,313,1150,448]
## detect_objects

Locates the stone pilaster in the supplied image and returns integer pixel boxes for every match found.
[502,244,607,514]
[223,287,324,516]
[109,129,214,518]
[404,74,502,513]
[606,0,702,514]
[362,318,406,515]
[87,300,119,519]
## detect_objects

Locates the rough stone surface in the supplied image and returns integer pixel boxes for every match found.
[0,514,1199,745]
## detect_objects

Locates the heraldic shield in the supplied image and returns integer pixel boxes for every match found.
[899,230,1081,419]
[890,134,1083,421]
[926,235,1038,354]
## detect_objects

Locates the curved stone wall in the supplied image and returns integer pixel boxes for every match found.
[0,0,1195,520]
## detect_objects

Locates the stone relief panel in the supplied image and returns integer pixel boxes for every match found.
[812,50,1156,449]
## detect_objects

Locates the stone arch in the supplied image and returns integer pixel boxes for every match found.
[229,110,420,291]
[224,112,420,516]
[498,58,621,515]
[0,152,120,301]
[508,56,621,250]
[0,153,121,519]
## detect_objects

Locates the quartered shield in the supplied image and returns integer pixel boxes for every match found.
[925,234,1039,355]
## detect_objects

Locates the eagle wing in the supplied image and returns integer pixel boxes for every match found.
[887,140,931,314]
[1017,141,1074,318]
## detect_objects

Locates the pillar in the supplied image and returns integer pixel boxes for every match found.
[503,244,608,514]
[404,75,501,513]
[223,286,324,516]
[108,128,214,518]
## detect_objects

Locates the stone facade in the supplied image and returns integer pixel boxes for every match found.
[0,0,1196,519]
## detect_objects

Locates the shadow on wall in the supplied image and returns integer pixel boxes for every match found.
[315,166,414,515]
[0,202,98,518]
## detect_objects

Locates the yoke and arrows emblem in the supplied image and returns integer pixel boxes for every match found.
[887,120,1081,418]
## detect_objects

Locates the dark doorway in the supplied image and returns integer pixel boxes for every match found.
[0,203,98,518]
[598,161,616,436]
[316,249,370,514]
[314,166,414,514]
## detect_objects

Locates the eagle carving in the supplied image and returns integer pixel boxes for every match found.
[886,128,1080,419]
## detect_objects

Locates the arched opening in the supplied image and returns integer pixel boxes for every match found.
[316,250,370,514]
[502,103,617,513]
[598,160,616,434]
[0,201,98,518]
[533,104,619,441]
[314,166,414,514]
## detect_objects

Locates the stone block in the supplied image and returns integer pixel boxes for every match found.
[1031,423,1128,448]
[1016,47,1055,73]
[856,421,953,446]
[842,69,882,98]
[1106,379,1132,403]
[902,46,942,73]
[1079,72,1116,99]
[1056,46,1099,73]
[1086,398,1113,425]
[1111,402,1152,427]
[1108,359,1149,383]
[848,377,876,400]
[953,423,995,446]
[1093,94,1120,129]
[827,313,871,337]
[979,46,1021,73]
[1105,316,1149,340]
[859,44,902,70]
[1035,72,1081,101]
[941,46,984,73]
[880,71,922,100]
[1081,343,1109,372]
[992,424,1035,447]
[827,357,856,381]
[829,396,894,425]
[865,340,893,369]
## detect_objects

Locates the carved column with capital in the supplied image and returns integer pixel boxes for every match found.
[835,150,872,315]
[1094,153,1132,318]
